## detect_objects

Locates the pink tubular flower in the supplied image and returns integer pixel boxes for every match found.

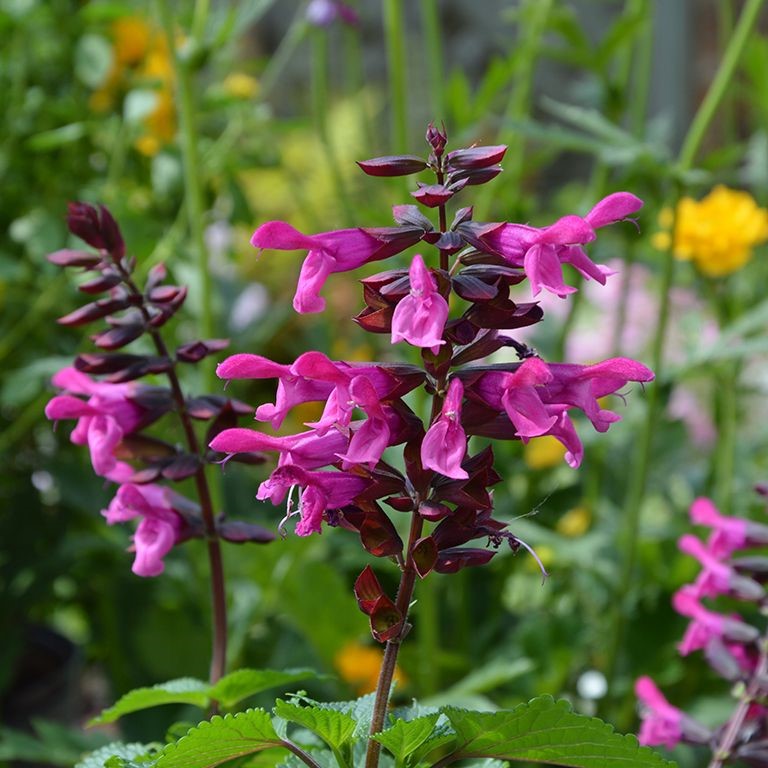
[688,497,766,557]
[541,358,655,432]
[476,192,643,297]
[217,351,412,432]
[257,465,369,536]
[251,221,409,313]
[391,254,448,354]
[634,677,683,748]
[678,534,733,598]
[102,483,188,577]
[422,378,468,479]
[45,367,145,482]
[210,426,349,469]
[336,377,392,470]
[673,585,759,655]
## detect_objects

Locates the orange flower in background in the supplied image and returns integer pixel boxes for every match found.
[334,642,406,695]
[89,15,176,156]
[653,186,768,277]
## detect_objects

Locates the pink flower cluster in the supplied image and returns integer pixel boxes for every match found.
[45,203,273,578]
[209,124,653,646]
[636,496,768,754]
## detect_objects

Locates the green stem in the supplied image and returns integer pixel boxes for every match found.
[420,0,445,121]
[629,1,654,137]
[604,0,764,708]
[713,288,738,515]
[477,0,552,217]
[383,0,408,153]
[311,28,356,223]
[260,9,309,98]
[677,0,765,172]
[157,0,215,391]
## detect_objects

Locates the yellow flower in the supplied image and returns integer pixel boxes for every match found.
[523,435,565,470]
[223,72,259,100]
[653,185,768,277]
[112,17,152,66]
[556,506,592,537]
[334,642,406,695]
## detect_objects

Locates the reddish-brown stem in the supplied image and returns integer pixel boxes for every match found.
[708,635,768,768]
[122,271,228,685]
[364,164,454,767]
[365,510,425,768]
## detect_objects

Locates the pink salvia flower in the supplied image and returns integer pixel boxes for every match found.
[541,358,655,432]
[336,377,392,470]
[251,221,405,313]
[477,192,643,298]
[210,426,349,469]
[257,465,369,536]
[634,677,683,748]
[45,367,144,482]
[678,534,732,598]
[391,254,448,354]
[422,378,468,479]
[673,585,758,655]
[102,483,185,577]
[689,497,749,556]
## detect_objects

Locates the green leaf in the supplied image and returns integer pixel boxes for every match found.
[372,714,440,765]
[211,668,318,710]
[274,700,356,752]
[89,678,211,726]
[155,709,286,768]
[74,742,156,768]
[438,697,676,767]
[316,692,377,738]
[26,122,87,151]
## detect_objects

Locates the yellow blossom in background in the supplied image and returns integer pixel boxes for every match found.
[112,17,151,65]
[556,506,592,537]
[223,72,259,100]
[88,15,176,157]
[653,185,768,277]
[523,435,566,470]
[334,642,406,695]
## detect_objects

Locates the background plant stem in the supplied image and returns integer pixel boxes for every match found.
[157,0,215,392]
[605,0,765,715]
[383,0,408,153]
[420,0,445,122]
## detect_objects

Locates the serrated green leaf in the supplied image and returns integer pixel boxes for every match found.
[407,722,456,766]
[211,668,318,710]
[438,697,676,767]
[74,742,156,768]
[372,714,440,765]
[156,709,285,768]
[316,692,377,738]
[89,679,211,726]
[274,700,356,752]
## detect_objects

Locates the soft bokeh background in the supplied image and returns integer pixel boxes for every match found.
[2,1,768,765]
